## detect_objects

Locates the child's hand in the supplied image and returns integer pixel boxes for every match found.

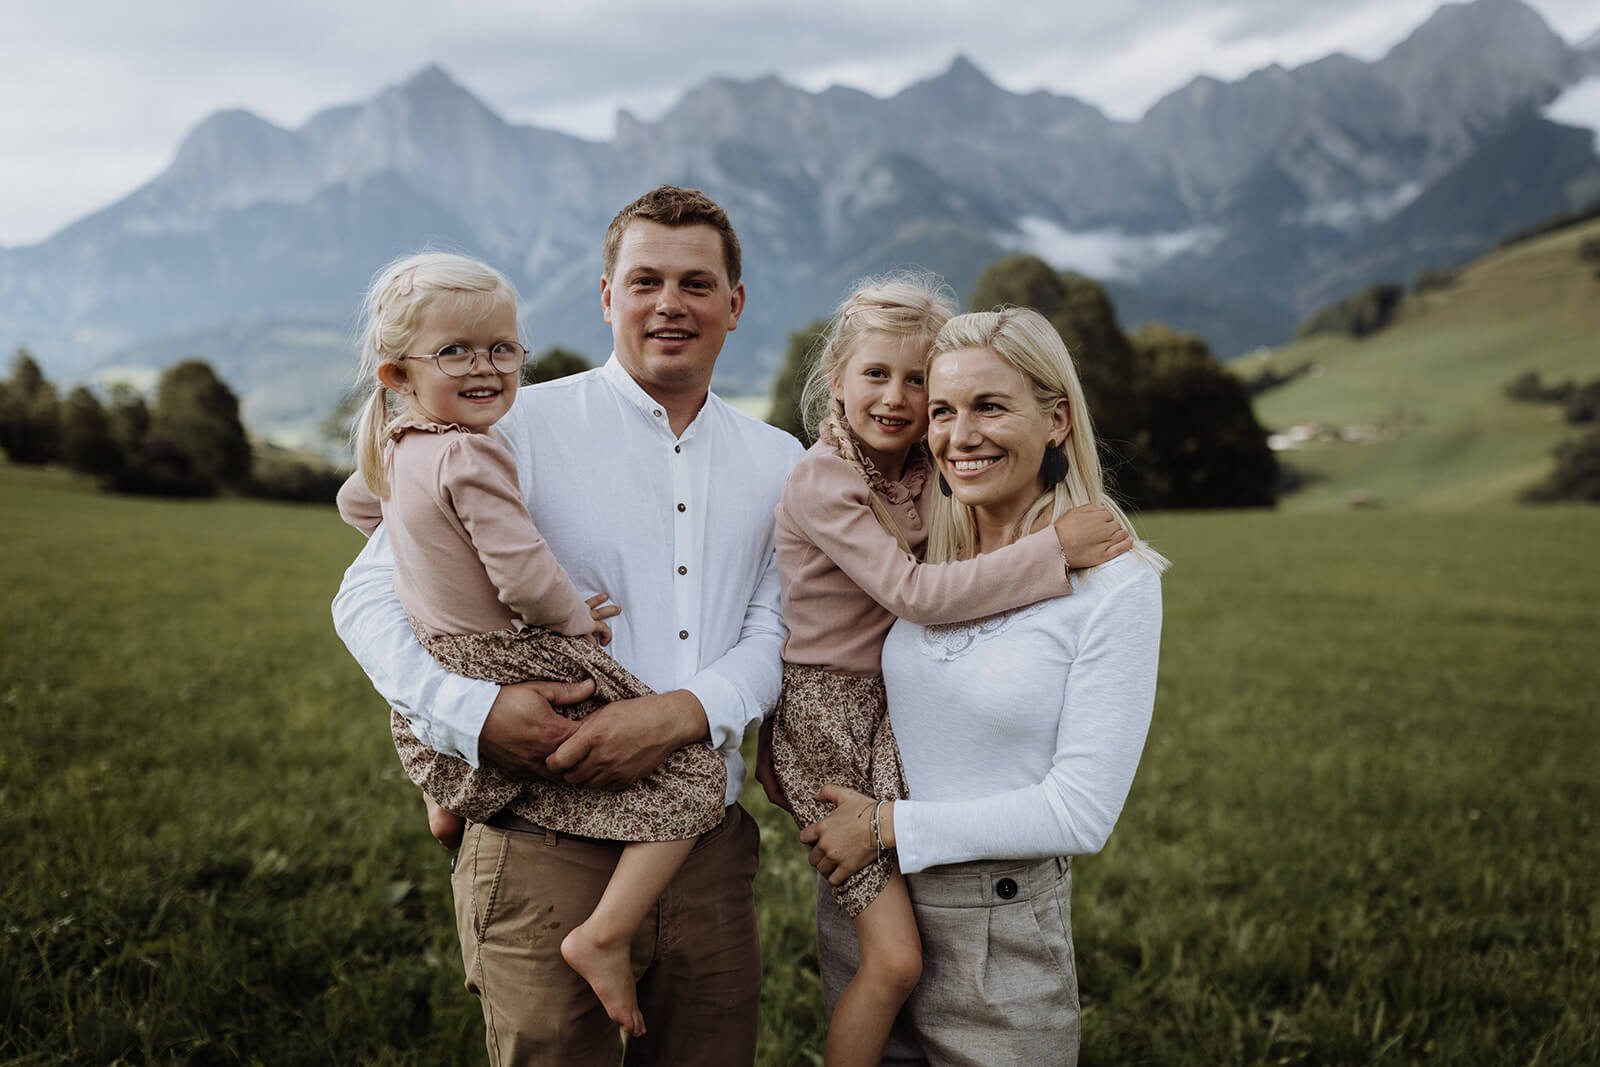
[1053,504,1131,569]
[586,592,620,647]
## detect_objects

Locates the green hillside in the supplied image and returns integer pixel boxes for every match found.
[1232,219,1600,511]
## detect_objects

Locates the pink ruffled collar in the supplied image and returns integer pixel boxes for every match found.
[819,423,929,506]
[385,413,477,443]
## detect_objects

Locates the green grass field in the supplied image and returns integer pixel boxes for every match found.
[3,464,1598,1065]
[1232,219,1600,512]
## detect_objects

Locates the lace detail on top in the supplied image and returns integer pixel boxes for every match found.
[917,600,1051,662]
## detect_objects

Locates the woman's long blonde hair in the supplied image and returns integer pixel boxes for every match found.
[350,252,518,497]
[796,273,956,552]
[924,307,1169,572]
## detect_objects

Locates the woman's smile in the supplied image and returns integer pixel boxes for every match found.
[927,344,1065,535]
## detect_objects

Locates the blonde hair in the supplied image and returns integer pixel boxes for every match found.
[797,273,957,552]
[351,252,518,497]
[924,307,1170,573]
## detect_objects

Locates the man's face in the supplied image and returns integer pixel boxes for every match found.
[601,220,744,405]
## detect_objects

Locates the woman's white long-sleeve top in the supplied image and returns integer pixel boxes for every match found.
[886,552,1163,874]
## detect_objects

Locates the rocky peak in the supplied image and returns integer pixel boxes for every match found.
[896,54,1005,113]
[1377,0,1576,121]
[170,109,299,174]
[148,109,316,225]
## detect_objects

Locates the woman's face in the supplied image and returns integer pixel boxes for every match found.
[927,345,1069,529]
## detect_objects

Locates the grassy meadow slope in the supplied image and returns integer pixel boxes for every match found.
[1232,219,1600,511]
[2,464,1598,1064]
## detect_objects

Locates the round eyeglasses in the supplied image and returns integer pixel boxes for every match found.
[403,342,528,377]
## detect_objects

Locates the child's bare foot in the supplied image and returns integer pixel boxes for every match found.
[424,795,465,850]
[561,923,645,1037]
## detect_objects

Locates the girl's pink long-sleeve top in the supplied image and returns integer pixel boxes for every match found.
[336,422,592,640]
[774,441,1071,676]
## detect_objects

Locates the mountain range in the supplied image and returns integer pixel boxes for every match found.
[2,0,1598,444]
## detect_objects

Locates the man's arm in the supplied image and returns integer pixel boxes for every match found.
[331,525,588,770]
[681,544,787,749]
[546,540,787,789]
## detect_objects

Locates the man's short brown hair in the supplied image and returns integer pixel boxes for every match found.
[602,185,742,285]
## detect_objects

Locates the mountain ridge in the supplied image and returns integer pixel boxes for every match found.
[3,0,1597,447]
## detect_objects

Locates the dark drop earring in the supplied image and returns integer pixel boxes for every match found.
[938,473,953,497]
[1040,442,1069,488]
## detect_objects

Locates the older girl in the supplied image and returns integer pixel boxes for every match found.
[800,307,1167,1065]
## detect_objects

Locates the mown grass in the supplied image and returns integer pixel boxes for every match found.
[3,464,1598,1064]
[1232,218,1600,511]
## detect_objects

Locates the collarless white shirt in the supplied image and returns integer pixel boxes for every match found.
[332,355,804,804]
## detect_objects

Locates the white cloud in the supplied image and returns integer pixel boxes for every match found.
[1544,75,1600,153]
[997,217,1219,280]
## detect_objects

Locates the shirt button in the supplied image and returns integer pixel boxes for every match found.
[678,630,689,640]
[995,877,1018,900]
[677,566,687,576]
[653,409,663,418]
[674,444,682,453]
[677,503,686,512]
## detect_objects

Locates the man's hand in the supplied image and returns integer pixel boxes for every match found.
[478,678,596,779]
[1053,503,1132,569]
[753,716,791,814]
[546,690,709,790]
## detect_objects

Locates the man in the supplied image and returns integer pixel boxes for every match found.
[333,185,803,1065]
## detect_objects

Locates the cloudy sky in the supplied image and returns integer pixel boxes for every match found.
[4,0,1597,247]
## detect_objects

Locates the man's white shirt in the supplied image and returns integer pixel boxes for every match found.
[332,356,804,804]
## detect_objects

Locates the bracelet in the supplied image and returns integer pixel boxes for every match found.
[871,798,889,865]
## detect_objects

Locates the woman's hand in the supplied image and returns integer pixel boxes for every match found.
[585,592,620,646]
[1052,504,1131,569]
[798,785,883,886]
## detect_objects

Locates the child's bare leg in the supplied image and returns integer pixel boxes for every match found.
[423,794,464,850]
[561,837,695,1038]
[825,871,922,1067]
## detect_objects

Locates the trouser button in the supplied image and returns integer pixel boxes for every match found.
[995,876,1018,900]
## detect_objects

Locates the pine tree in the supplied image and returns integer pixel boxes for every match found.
[61,386,124,477]
[0,349,61,464]
[150,360,252,488]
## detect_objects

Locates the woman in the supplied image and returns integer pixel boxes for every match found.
[798,307,1168,1064]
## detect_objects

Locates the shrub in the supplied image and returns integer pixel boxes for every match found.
[1522,430,1600,503]
[522,346,592,386]
[245,448,348,504]
[1296,283,1405,339]
[106,438,217,498]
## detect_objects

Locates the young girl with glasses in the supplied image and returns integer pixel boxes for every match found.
[760,274,1130,1067]
[337,251,725,1039]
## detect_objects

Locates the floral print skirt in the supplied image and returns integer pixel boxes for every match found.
[391,621,726,842]
[770,661,907,917]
